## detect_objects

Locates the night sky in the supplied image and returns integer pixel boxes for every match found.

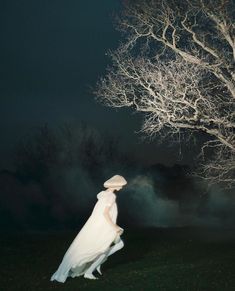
[0,0,199,170]
[0,3,234,289]
[0,0,234,251]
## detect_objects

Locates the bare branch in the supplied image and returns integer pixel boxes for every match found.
[95,0,235,188]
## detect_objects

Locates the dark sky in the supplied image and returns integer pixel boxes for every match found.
[0,0,194,170]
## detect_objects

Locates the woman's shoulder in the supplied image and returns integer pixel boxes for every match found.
[97,190,116,200]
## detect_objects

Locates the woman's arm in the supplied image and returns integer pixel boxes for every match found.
[103,206,123,234]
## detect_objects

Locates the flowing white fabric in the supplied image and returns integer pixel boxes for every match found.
[50,190,120,283]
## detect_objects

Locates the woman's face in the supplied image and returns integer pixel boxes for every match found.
[110,186,123,192]
[116,186,123,191]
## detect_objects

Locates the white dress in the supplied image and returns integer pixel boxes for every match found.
[50,190,119,283]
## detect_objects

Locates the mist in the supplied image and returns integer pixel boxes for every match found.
[0,123,234,232]
[119,175,235,228]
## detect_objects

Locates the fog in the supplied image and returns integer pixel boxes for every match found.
[0,123,234,231]
[120,175,235,228]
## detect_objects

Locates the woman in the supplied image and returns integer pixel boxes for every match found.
[50,174,127,282]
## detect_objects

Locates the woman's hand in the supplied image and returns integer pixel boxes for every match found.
[115,226,124,236]
[104,207,124,235]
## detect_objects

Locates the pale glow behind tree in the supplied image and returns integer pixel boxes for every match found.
[95,0,235,187]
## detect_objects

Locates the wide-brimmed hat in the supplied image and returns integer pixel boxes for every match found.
[103,175,127,188]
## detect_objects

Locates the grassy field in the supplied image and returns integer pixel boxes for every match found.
[0,227,234,291]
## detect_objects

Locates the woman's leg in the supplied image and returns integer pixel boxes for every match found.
[96,239,124,275]
[84,239,124,279]
[109,239,124,255]
[84,253,107,279]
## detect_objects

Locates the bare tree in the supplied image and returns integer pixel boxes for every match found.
[95,0,235,187]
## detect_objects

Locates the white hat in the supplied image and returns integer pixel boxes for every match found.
[103,175,127,188]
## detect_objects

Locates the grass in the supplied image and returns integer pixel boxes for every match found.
[0,227,234,291]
